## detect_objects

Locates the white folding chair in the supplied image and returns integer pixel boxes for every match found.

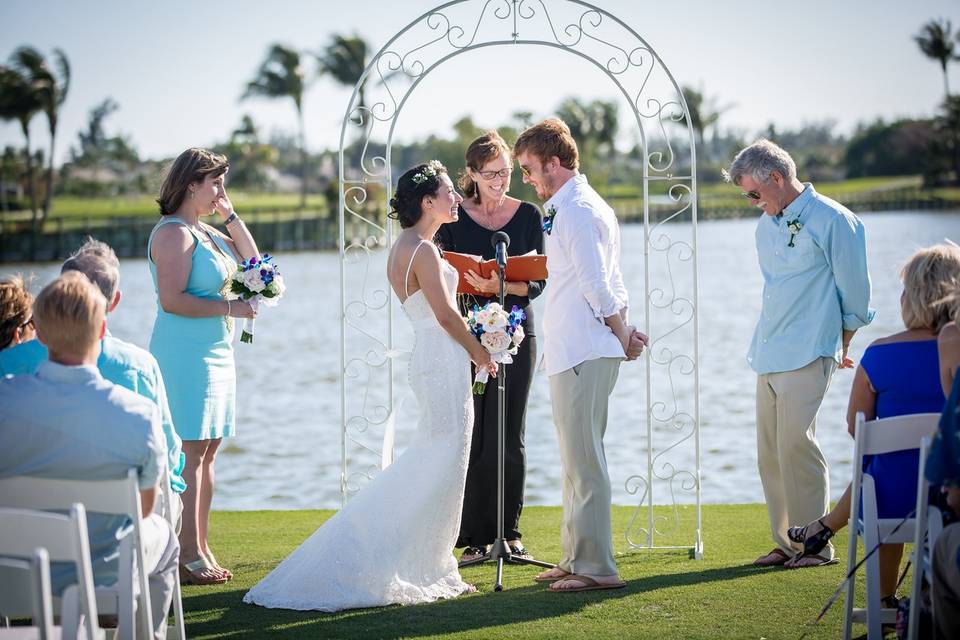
[158,467,185,640]
[0,471,152,640]
[0,550,54,640]
[906,437,945,640]
[842,412,940,640]
[0,505,103,640]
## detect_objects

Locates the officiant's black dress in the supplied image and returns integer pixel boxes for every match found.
[436,201,545,548]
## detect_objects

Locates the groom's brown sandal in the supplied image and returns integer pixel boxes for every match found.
[752,548,792,567]
[549,574,626,592]
[534,567,570,583]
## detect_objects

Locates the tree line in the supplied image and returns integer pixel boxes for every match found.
[2,18,958,219]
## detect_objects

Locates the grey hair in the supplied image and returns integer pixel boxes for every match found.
[722,139,797,186]
[61,238,120,304]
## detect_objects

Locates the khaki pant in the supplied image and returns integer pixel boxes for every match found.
[140,513,180,640]
[932,522,960,640]
[549,357,621,576]
[756,357,836,558]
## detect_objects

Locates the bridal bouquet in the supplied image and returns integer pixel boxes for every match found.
[466,301,525,394]
[223,254,285,343]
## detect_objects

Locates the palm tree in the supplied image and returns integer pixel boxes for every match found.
[11,46,70,218]
[681,86,734,152]
[242,44,308,208]
[914,18,957,101]
[316,35,369,122]
[0,65,42,222]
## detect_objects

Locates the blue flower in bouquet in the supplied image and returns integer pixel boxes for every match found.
[465,301,527,394]
[223,253,286,343]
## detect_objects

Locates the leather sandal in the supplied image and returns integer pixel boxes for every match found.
[179,557,228,585]
[459,546,487,562]
[787,519,835,556]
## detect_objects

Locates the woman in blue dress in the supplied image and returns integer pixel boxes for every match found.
[148,148,260,585]
[787,243,960,602]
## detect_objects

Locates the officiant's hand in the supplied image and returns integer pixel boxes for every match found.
[464,270,501,295]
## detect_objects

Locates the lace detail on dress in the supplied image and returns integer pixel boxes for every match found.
[243,254,473,612]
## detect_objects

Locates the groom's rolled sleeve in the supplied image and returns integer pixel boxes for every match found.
[826,213,876,331]
[565,207,622,318]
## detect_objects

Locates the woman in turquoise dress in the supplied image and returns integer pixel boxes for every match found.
[148,148,260,585]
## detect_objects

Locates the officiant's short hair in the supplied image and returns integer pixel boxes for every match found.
[515,118,579,171]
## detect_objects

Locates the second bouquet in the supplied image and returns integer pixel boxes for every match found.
[466,301,525,394]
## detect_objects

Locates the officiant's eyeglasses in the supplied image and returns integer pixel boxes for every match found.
[741,190,761,200]
[477,168,512,180]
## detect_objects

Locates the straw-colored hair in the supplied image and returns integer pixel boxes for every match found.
[33,271,106,356]
[156,148,229,215]
[459,130,513,204]
[900,243,960,333]
[0,275,33,350]
[514,118,579,171]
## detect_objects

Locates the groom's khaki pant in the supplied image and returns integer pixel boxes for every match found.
[756,356,836,559]
[549,357,621,577]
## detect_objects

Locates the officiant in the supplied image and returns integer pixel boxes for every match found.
[436,130,546,562]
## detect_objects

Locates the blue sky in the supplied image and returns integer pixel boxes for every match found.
[2,0,959,165]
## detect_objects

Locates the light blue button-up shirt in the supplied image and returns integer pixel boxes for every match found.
[0,361,165,591]
[747,183,876,374]
[0,334,185,493]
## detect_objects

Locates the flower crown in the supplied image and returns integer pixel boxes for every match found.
[411,160,444,185]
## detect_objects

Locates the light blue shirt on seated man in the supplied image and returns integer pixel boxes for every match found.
[0,333,186,493]
[747,183,876,375]
[0,361,166,591]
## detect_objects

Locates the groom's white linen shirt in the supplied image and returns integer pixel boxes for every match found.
[542,174,627,376]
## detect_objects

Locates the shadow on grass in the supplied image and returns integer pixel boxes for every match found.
[184,562,770,639]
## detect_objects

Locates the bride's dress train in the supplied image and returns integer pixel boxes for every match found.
[244,245,473,611]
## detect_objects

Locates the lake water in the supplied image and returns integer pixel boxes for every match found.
[4,210,958,510]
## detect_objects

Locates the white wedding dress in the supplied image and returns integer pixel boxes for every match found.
[244,241,474,611]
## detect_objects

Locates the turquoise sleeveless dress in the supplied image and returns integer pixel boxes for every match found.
[147,217,237,441]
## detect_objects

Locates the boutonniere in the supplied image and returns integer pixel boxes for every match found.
[786,218,803,247]
[542,205,557,235]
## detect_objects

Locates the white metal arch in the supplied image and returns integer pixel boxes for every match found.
[338,0,702,558]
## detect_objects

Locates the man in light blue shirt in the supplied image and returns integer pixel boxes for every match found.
[0,272,178,640]
[0,239,186,495]
[725,140,875,568]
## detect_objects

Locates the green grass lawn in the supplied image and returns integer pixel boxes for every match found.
[6,175,948,222]
[187,504,880,639]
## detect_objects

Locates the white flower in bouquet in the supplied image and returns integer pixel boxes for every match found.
[465,301,527,394]
[241,268,267,293]
[480,330,512,353]
[224,253,285,343]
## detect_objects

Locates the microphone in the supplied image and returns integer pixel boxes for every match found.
[492,231,510,269]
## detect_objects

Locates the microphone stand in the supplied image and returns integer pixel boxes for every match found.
[459,237,554,591]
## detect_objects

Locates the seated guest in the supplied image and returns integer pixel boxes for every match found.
[929,379,960,639]
[786,243,960,607]
[928,295,960,639]
[0,275,35,351]
[0,272,179,640]
[0,239,186,496]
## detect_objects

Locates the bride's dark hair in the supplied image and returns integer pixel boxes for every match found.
[388,161,448,229]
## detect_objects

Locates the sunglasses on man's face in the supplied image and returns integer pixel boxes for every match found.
[477,168,511,180]
[741,190,761,200]
[519,165,531,177]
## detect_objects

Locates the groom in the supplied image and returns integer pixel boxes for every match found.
[515,118,646,592]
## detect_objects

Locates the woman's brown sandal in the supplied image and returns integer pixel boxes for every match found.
[179,558,228,585]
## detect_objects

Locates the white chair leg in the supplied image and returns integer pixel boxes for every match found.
[843,527,859,640]
[864,532,883,640]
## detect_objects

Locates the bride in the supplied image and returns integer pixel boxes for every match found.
[244,161,497,611]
